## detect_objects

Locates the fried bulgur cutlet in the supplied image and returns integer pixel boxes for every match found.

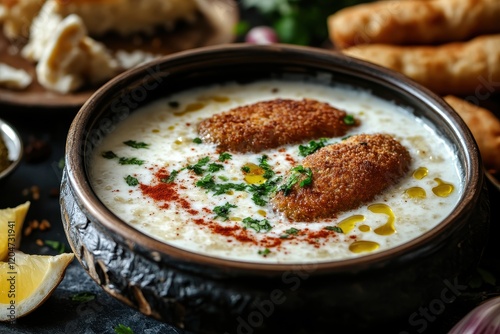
[272,133,411,222]
[197,98,358,153]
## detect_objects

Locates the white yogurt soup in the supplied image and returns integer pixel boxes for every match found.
[89,79,462,263]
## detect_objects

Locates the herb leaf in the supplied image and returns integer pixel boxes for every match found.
[123,140,149,149]
[187,157,210,175]
[193,137,203,144]
[44,240,66,253]
[277,165,313,196]
[102,151,117,159]
[325,226,343,233]
[163,169,181,183]
[125,175,139,186]
[114,324,134,334]
[343,115,356,125]
[218,152,232,162]
[242,217,273,233]
[299,138,328,157]
[208,163,224,173]
[213,202,237,221]
[71,292,96,302]
[118,157,144,165]
[258,248,271,256]
[247,177,281,206]
[258,155,275,179]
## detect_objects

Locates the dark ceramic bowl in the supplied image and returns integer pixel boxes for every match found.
[61,44,490,334]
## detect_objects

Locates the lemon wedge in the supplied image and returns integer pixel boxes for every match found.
[0,251,74,321]
[0,201,30,261]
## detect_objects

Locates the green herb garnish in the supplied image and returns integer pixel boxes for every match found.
[247,177,281,206]
[208,163,224,173]
[343,115,356,125]
[258,155,275,179]
[187,156,210,175]
[163,169,180,183]
[325,226,343,233]
[277,165,313,196]
[196,174,247,195]
[71,292,96,302]
[299,138,328,157]
[242,217,272,233]
[241,166,251,173]
[44,240,66,254]
[280,227,301,239]
[213,202,237,221]
[118,157,144,165]
[114,324,134,334]
[102,151,117,159]
[258,248,271,256]
[123,140,149,149]
[193,137,203,144]
[124,175,139,186]
[218,152,232,162]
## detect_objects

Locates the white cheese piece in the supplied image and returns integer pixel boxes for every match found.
[0,63,32,90]
[35,14,118,94]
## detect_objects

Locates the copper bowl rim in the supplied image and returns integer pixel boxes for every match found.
[65,43,484,275]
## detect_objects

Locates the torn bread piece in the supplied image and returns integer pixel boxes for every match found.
[2,0,200,40]
[36,14,119,94]
[53,0,199,37]
[328,0,500,49]
[342,34,500,95]
[0,0,45,41]
[444,95,500,173]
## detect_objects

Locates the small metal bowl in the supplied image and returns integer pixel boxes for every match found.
[0,117,22,182]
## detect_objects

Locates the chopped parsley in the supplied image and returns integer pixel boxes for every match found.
[213,202,237,221]
[258,155,275,179]
[343,114,356,125]
[247,177,281,206]
[71,292,96,302]
[196,174,247,195]
[114,324,134,334]
[241,166,251,173]
[208,163,224,173]
[118,157,144,165]
[299,138,328,157]
[242,217,272,233]
[280,227,301,239]
[163,169,182,183]
[218,152,232,162]
[187,156,211,175]
[123,140,149,149]
[44,240,66,253]
[125,175,139,186]
[277,165,313,196]
[258,248,271,256]
[325,226,343,233]
[193,137,203,144]
[102,151,117,159]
